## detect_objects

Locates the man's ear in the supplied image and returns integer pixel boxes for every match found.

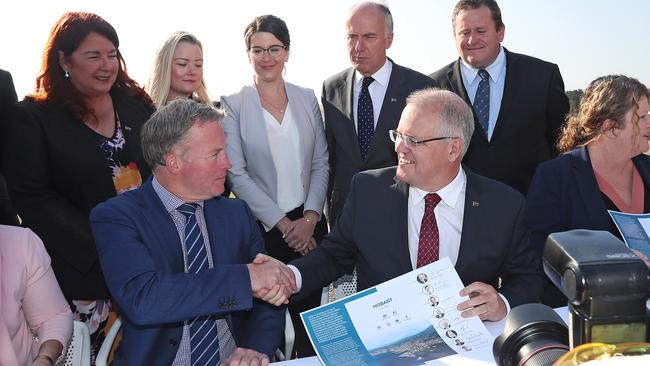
[448,138,463,162]
[164,152,182,174]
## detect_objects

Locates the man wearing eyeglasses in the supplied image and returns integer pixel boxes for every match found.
[322,1,436,225]
[289,88,543,322]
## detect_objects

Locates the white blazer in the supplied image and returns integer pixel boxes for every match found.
[221,82,329,229]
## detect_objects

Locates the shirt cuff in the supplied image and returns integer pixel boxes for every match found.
[288,264,302,293]
[499,293,511,314]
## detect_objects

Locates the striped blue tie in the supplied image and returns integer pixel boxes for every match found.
[178,203,220,366]
[473,69,490,135]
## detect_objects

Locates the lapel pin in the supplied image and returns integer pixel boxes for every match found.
[124,126,132,131]
[472,201,479,207]
[390,97,397,103]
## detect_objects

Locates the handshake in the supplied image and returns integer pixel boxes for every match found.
[247,254,298,306]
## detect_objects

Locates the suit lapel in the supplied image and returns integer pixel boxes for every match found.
[203,199,231,266]
[571,148,611,228]
[455,169,480,274]
[139,181,184,271]
[338,69,363,159]
[371,62,405,157]
[450,60,488,141]
[491,49,519,142]
[390,179,415,273]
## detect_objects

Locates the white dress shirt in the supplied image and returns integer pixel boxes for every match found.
[353,59,393,131]
[460,46,506,141]
[263,105,304,215]
[408,169,466,269]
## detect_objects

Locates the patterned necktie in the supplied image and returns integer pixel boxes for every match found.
[416,193,442,268]
[473,69,490,135]
[178,203,235,365]
[357,76,375,160]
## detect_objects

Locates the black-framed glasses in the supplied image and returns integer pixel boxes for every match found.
[248,45,287,59]
[388,129,455,148]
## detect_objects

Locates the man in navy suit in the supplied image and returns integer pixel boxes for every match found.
[430,0,569,195]
[323,1,436,224]
[290,89,543,321]
[90,99,294,365]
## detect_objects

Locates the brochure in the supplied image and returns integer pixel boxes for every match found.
[608,210,650,258]
[300,257,496,366]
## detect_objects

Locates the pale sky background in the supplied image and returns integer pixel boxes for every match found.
[2,0,649,100]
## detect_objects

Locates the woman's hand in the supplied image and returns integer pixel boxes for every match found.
[283,211,319,251]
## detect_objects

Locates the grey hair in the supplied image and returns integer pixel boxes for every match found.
[406,88,475,157]
[351,1,394,36]
[141,98,224,170]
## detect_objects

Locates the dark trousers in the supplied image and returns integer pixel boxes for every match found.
[259,205,327,358]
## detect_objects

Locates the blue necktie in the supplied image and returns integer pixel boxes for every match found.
[473,69,490,135]
[357,76,375,160]
[178,203,221,366]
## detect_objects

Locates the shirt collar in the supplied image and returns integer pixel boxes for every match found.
[152,176,204,213]
[409,168,466,208]
[354,58,393,88]
[460,45,506,85]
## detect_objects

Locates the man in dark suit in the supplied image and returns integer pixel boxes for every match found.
[90,100,294,365]
[429,0,569,195]
[0,69,19,226]
[323,1,436,224]
[290,88,543,321]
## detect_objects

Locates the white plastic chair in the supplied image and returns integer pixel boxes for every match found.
[274,309,295,361]
[95,317,122,366]
[62,320,91,366]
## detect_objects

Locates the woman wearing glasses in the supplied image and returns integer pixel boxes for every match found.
[220,14,328,358]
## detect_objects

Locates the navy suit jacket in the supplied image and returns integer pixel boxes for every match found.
[291,166,543,308]
[526,147,650,253]
[90,180,284,365]
[322,59,436,224]
[430,49,569,195]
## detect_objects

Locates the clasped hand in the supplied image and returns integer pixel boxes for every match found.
[247,254,296,306]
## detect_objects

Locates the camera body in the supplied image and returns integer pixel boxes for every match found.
[544,230,650,347]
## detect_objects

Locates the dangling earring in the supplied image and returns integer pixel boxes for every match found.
[64,71,70,79]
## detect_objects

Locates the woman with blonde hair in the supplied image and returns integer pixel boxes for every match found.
[146,31,212,108]
[527,74,650,305]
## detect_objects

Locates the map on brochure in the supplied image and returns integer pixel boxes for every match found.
[300,257,495,366]
[608,210,650,258]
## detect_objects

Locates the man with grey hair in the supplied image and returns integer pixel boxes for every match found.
[323,1,436,225]
[290,88,543,322]
[90,99,292,365]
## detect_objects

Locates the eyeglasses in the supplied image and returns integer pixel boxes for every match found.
[388,129,455,148]
[248,45,287,59]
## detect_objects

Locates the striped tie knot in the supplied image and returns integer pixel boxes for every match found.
[177,203,198,217]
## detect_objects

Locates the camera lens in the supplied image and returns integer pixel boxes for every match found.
[493,303,569,366]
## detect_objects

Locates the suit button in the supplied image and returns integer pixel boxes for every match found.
[170,339,178,347]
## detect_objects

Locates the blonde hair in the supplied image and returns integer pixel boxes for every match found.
[145,31,212,108]
[557,75,649,153]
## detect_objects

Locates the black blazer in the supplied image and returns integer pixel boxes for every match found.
[291,166,543,308]
[0,69,19,225]
[322,59,436,224]
[3,91,154,300]
[430,49,569,195]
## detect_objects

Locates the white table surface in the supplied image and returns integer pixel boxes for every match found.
[271,307,569,365]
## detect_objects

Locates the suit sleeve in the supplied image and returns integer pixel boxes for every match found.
[3,103,99,273]
[526,162,566,255]
[20,228,73,347]
[322,83,337,222]
[90,200,256,326]
[303,89,329,218]
[291,172,361,298]
[220,95,286,229]
[545,64,569,157]
[497,196,544,307]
